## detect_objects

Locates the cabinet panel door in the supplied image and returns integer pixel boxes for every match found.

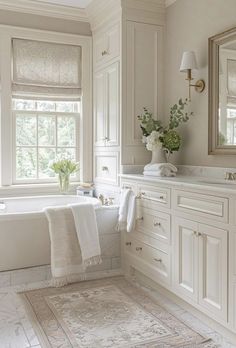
[173,217,198,302]
[106,62,119,146]
[125,21,163,146]
[94,71,106,147]
[198,224,228,321]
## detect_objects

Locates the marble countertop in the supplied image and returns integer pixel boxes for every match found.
[120,174,236,195]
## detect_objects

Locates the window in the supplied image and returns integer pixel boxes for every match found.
[13,99,80,182]
[11,38,82,183]
[0,27,91,188]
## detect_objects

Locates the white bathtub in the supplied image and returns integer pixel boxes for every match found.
[0,195,120,272]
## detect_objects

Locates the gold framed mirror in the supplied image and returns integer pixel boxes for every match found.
[209,26,236,154]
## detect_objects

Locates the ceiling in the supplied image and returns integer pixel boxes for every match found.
[34,0,93,9]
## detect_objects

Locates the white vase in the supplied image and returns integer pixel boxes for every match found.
[150,147,167,164]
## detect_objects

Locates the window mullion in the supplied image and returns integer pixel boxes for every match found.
[36,113,39,179]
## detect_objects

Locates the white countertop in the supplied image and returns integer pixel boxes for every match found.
[120,174,236,195]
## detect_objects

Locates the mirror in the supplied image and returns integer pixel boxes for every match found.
[209,27,236,154]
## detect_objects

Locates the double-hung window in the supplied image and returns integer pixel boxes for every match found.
[12,38,82,183]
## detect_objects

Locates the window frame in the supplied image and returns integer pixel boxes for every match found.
[12,107,80,184]
[0,25,92,188]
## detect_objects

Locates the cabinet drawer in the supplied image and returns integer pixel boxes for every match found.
[137,184,171,209]
[136,206,171,244]
[121,181,137,194]
[130,239,171,284]
[173,190,228,223]
[94,23,120,67]
[94,152,119,186]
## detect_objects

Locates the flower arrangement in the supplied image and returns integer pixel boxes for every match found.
[138,98,193,159]
[50,159,79,193]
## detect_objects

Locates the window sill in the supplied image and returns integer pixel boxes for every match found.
[0,182,80,197]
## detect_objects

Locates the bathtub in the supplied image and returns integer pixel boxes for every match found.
[0,195,120,272]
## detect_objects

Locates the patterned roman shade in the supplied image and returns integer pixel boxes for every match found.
[12,39,82,100]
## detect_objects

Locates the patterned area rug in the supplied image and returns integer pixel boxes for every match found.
[20,276,217,348]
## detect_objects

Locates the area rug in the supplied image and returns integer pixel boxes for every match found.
[19,276,217,348]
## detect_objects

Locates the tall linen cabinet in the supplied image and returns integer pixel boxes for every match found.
[87,0,165,198]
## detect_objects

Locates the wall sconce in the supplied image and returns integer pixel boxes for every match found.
[180,51,205,101]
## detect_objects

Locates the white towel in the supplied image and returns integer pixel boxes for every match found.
[144,163,177,177]
[44,206,83,286]
[118,188,136,232]
[118,189,131,223]
[69,203,102,268]
[127,191,136,233]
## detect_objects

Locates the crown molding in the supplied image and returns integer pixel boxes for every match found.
[0,0,89,22]
[165,0,177,7]
[86,0,121,31]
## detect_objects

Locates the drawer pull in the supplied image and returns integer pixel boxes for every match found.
[139,192,165,202]
[136,247,142,251]
[101,50,108,56]
[137,216,144,221]
[125,242,131,246]
[102,166,109,171]
[154,221,161,227]
[154,258,162,263]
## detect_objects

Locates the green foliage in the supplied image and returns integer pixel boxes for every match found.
[50,159,79,176]
[162,130,181,153]
[169,98,193,130]
[137,107,163,136]
[137,98,193,154]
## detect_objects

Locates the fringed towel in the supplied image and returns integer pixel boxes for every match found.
[44,206,83,287]
[69,203,102,268]
[44,203,101,287]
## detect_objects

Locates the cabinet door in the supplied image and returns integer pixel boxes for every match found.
[125,21,163,146]
[173,217,198,302]
[106,62,119,146]
[198,224,228,321]
[94,71,106,147]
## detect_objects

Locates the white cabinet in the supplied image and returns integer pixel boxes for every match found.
[125,22,163,147]
[198,223,228,321]
[94,62,119,148]
[174,217,199,302]
[174,217,228,321]
[94,23,120,68]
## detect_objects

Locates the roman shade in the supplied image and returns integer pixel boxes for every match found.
[12,39,82,100]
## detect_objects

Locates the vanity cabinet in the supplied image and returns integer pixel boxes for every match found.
[94,62,120,148]
[174,217,228,321]
[120,175,235,335]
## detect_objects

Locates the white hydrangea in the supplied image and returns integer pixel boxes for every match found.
[146,131,162,151]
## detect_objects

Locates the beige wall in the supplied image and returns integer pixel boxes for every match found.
[0,9,91,36]
[165,0,236,167]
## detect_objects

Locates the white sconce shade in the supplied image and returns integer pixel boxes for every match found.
[180,51,198,72]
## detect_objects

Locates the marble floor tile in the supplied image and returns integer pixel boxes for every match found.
[0,278,235,348]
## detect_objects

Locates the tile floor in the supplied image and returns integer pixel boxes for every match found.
[0,278,235,348]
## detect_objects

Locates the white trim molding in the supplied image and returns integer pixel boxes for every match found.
[165,0,177,7]
[0,0,89,22]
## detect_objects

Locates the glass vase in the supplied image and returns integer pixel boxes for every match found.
[58,173,70,194]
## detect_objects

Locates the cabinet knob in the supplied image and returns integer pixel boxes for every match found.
[159,196,164,200]
[154,221,161,227]
[101,50,108,56]
[136,247,142,251]
[102,166,109,171]
[137,216,144,221]
[154,258,162,263]
[126,242,131,246]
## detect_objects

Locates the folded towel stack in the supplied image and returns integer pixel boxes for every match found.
[144,163,178,177]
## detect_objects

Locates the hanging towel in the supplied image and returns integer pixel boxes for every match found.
[118,189,131,223]
[127,191,136,233]
[44,206,83,287]
[69,203,102,268]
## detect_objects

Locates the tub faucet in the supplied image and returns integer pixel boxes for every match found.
[225,172,236,180]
